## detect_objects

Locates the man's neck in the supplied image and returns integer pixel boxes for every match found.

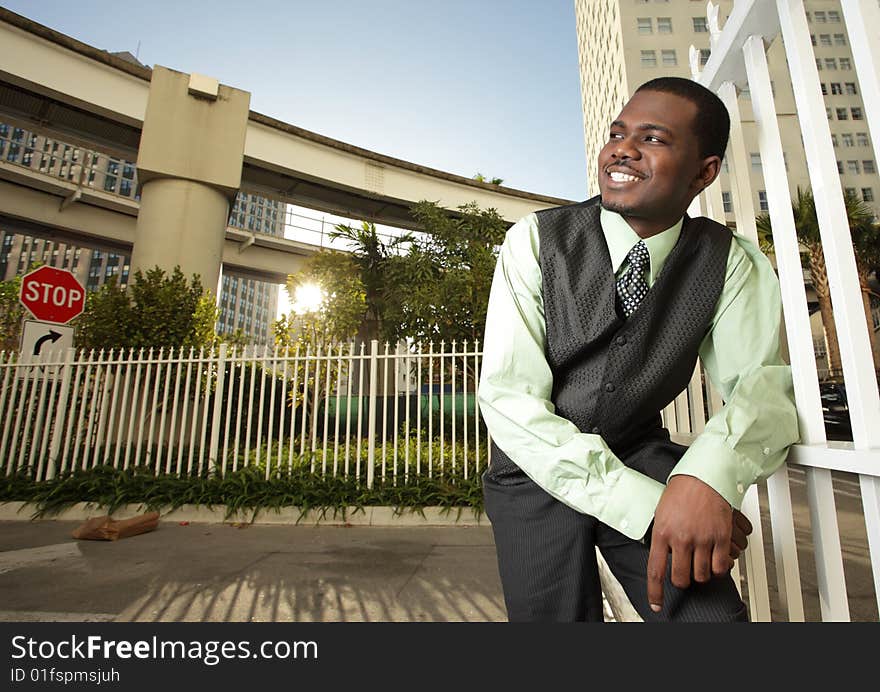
[623,215,681,240]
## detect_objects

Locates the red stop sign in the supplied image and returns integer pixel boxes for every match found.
[19,266,86,324]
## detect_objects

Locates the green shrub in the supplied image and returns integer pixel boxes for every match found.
[0,433,486,521]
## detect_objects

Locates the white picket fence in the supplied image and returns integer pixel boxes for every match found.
[0,341,488,486]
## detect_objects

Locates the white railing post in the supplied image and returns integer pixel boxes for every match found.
[839,0,880,620]
[777,0,880,450]
[742,34,826,440]
[367,339,378,489]
[46,347,76,480]
[743,37,824,620]
[717,82,760,245]
[839,0,880,169]
[208,342,228,473]
[740,485,772,622]
[860,474,880,616]
[745,26,850,622]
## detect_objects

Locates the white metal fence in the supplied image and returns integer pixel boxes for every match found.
[683,0,880,622]
[0,341,488,487]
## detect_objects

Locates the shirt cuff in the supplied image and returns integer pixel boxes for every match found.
[598,467,665,541]
[668,434,761,509]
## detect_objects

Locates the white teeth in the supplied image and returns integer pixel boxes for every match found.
[609,171,639,183]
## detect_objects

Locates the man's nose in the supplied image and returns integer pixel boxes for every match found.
[612,137,639,160]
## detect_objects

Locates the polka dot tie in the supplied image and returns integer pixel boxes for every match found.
[616,240,650,318]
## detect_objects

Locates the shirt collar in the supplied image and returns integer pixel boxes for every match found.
[599,207,683,285]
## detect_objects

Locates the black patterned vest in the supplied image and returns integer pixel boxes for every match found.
[489,196,732,484]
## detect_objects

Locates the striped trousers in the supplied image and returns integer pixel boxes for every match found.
[483,462,748,623]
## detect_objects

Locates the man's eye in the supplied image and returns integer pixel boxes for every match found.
[645,135,663,143]
[609,132,623,140]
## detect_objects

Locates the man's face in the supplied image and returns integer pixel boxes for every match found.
[598,90,717,235]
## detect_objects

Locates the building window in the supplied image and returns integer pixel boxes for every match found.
[641,50,657,67]
[845,82,857,95]
[821,83,828,95]
[828,10,841,23]
[816,58,823,71]
[693,16,708,32]
[819,34,832,46]
[847,160,860,174]
[839,57,852,70]
[831,134,839,147]
[700,48,710,66]
[750,152,762,170]
[831,82,842,95]
[811,34,817,46]
[661,49,677,66]
[863,188,875,202]
[657,17,672,33]
[814,10,826,22]
[758,190,768,212]
[845,187,857,197]
[864,160,876,174]
[857,132,869,147]
[837,160,844,173]
[637,17,652,34]
[824,58,837,70]
[722,191,732,213]
[852,107,863,120]
[842,133,854,147]
[834,34,847,46]
[836,107,848,120]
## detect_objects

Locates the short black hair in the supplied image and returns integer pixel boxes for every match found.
[634,77,730,160]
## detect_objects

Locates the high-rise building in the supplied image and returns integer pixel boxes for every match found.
[219,192,285,345]
[0,120,282,345]
[574,0,877,220]
[574,0,880,377]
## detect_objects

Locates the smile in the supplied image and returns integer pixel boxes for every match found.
[608,171,641,183]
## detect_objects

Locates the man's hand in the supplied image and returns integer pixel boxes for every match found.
[646,475,741,613]
[730,509,753,561]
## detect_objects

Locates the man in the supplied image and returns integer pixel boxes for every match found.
[478,77,799,622]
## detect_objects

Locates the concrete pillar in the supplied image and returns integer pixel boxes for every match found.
[131,66,250,295]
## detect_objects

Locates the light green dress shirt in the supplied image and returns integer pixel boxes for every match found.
[478,207,800,541]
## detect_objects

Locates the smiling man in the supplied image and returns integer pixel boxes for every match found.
[478,77,799,622]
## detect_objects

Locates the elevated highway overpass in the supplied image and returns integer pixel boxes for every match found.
[0,7,573,284]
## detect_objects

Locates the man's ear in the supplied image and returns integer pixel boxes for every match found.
[694,155,722,192]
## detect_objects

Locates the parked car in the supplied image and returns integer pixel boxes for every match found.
[819,381,852,441]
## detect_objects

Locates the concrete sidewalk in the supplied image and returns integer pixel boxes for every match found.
[0,516,510,622]
[0,500,630,622]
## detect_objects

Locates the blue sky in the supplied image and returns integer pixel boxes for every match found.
[4,0,589,201]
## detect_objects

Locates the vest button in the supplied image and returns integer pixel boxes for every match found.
[616,335,627,346]
[591,426,601,434]
[604,382,616,393]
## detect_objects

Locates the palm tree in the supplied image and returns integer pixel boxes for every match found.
[848,198,880,372]
[328,221,413,342]
[756,187,880,377]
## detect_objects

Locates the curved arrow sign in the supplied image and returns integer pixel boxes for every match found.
[33,330,62,356]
